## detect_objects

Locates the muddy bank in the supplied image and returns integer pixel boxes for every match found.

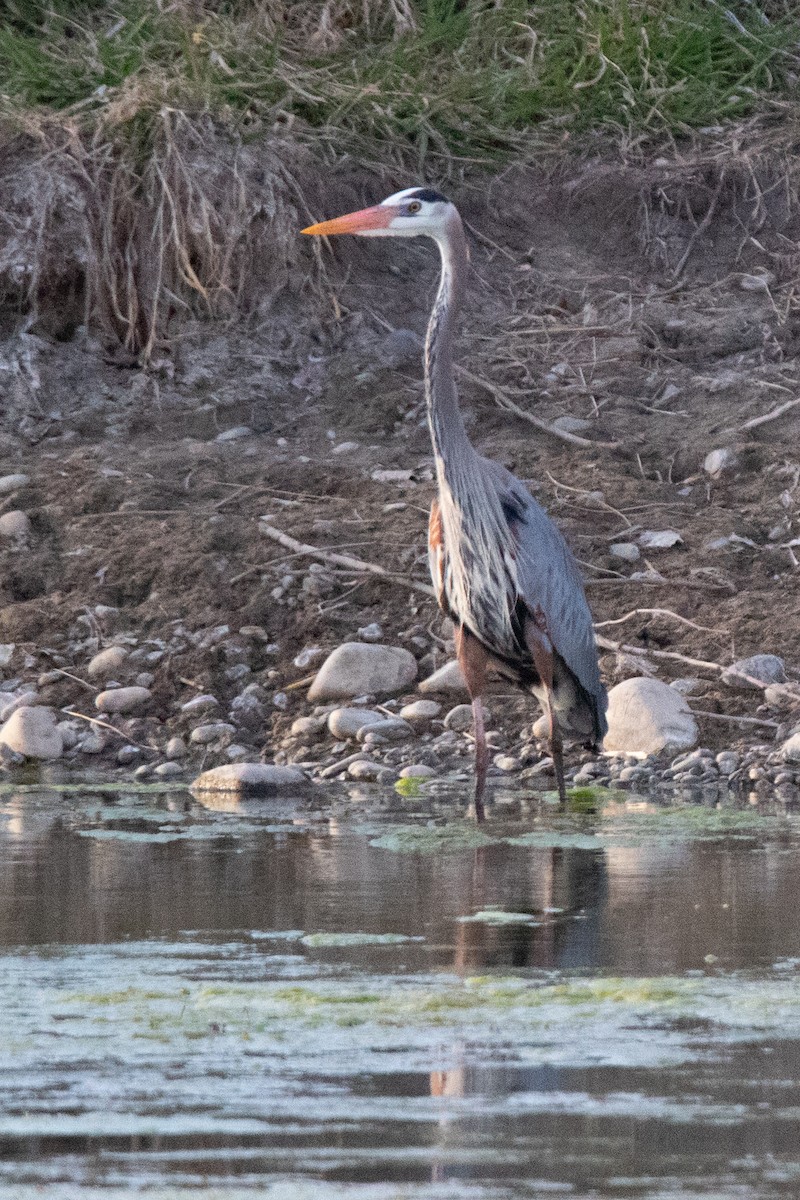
[0,139,799,788]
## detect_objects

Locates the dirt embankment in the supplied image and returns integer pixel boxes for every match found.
[0,126,798,776]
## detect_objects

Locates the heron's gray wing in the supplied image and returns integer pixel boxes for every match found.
[484,460,605,717]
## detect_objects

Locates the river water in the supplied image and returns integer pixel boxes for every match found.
[2,781,800,1198]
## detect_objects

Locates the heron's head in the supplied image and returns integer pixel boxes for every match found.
[302,187,455,241]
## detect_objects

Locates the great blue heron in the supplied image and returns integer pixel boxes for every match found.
[303,187,607,819]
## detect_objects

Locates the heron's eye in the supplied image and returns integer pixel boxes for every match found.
[407,200,422,214]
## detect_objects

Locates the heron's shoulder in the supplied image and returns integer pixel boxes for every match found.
[479,457,551,527]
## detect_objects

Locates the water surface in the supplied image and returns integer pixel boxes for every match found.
[2,782,800,1198]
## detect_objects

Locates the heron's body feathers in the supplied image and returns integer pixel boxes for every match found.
[428,456,607,747]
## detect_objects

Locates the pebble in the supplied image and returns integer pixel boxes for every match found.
[165,736,187,760]
[153,761,184,779]
[0,510,31,540]
[782,732,800,764]
[493,754,519,772]
[347,760,396,783]
[116,745,140,765]
[230,688,267,729]
[327,707,386,739]
[95,686,152,715]
[609,542,640,562]
[0,705,62,760]
[181,694,219,714]
[226,745,251,762]
[308,643,418,701]
[764,684,800,711]
[291,715,327,740]
[87,645,128,680]
[604,677,698,755]
[399,763,436,779]
[318,753,369,779]
[355,718,412,743]
[191,762,307,793]
[357,623,383,642]
[703,447,738,479]
[399,699,442,724]
[189,722,236,745]
[80,728,106,754]
[0,473,30,494]
[215,425,253,442]
[419,660,469,696]
[722,655,786,689]
[715,751,740,775]
[0,691,40,723]
[444,704,481,733]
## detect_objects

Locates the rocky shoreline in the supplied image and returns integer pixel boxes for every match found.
[1,612,798,806]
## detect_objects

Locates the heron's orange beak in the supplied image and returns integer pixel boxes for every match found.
[301,204,393,237]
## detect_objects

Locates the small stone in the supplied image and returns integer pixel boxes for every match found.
[604,677,698,756]
[226,745,251,762]
[418,660,469,697]
[133,764,152,780]
[291,715,327,740]
[308,643,418,701]
[165,736,187,760]
[215,425,253,442]
[722,655,786,689]
[272,692,289,711]
[0,473,30,494]
[551,415,592,434]
[95,686,152,714]
[0,691,40,723]
[782,733,800,764]
[399,699,442,724]
[670,678,700,695]
[704,447,738,479]
[80,728,106,754]
[0,706,62,760]
[0,510,31,540]
[230,689,267,729]
[493,754,519,772]
[716,751,740,775]
[328,707,386,739]
[153,761,184,779]
[190,722,236,745]
[191,762,307,794]
[116,745,141,765]
[638,530,683,550]
[399,763,436,779]
[445,704,481,733]
[357,623,383,643]
[87,645,128,680]
[609,542,640,562]
[347,760,396,782]
[331,441,359,455]
[181,694,219,714]
[355,718,412,743]
[764,684,800,711]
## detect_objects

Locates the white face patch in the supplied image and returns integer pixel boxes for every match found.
[380,187,425,206]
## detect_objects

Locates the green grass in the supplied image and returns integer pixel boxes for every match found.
[0,0,797,160]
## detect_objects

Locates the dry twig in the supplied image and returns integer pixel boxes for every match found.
[258,522,435,597]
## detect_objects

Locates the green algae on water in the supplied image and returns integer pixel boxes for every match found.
[300,932,424,948]
[369,823,497,854]
[458,908,541,926]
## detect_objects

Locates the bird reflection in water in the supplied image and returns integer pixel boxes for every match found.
[427,843,608,1180]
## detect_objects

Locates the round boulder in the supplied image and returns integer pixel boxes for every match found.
[0,705,62,760]
[308,643,417,701]
[604,677,698,756]
[95,686,152,714]
[190,762,308,794]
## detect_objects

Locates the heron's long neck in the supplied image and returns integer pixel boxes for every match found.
[425,217,475,477]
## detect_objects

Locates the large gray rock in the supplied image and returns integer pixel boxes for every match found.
[308,643,417,701]
[190,762,307,794]
[0,705,62,760]
[722,655,786,689]
[418,660,469,697]
[604,677,698,756]
[95,686,152,714]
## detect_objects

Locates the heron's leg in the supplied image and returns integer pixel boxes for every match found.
[525,617,568,806]
[454,626,490,823]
